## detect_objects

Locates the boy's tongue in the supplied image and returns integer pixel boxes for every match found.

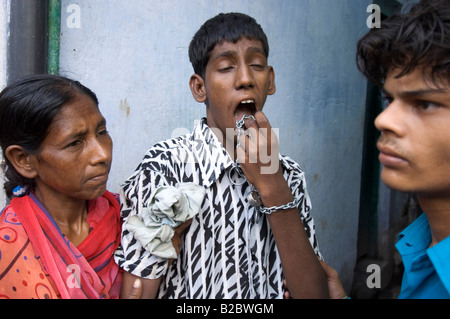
[234,103,255,127]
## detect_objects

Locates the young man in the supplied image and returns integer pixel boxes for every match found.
[323,0,450,299]
[115,12,327,299]
[359,0,450,299]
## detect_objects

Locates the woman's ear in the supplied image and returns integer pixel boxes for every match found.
[189,74,207,103]
[268,66,276,96]
[5,145,38,179]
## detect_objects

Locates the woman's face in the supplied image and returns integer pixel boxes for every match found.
[31,94,113,202]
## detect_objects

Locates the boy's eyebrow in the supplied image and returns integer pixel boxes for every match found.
[246,45,266,56]
[212,50,235,60]
[211,46,266,61]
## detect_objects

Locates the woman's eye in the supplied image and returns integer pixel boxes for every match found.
[66,140,82,148]
[98,129,109,136]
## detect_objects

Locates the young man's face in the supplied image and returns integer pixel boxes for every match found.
[375,67,450,197]
[192,37,275,145]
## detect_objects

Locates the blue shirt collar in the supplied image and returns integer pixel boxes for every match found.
[396,213,450,298]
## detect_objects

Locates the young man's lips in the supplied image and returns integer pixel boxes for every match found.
[377,145,408,167]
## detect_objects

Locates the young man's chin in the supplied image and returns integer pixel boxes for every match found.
[380,170,415,193]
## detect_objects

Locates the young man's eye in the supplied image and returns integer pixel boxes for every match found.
[416,100,441,110]
[382,95,393,108]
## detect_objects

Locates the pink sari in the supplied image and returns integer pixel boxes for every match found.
[0,191,122,299]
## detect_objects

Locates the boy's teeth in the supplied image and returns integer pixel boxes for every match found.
[241,99,254,104]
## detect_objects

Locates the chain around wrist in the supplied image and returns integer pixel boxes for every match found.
[247,187,299,214]
[259,197,300,214]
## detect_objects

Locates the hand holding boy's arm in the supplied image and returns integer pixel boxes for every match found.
[319,259,348,299]
[119,219,191,299]
[266,204,328,298]
[237,111,328,298]
[120,271,161,299]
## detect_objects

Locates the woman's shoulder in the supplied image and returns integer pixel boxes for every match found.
[0,204,60,298]
[0,203,29,245]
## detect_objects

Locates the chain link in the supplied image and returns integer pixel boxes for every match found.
[259,197,301,215]
[234,114,299,214]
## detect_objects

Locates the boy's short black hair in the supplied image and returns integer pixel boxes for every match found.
[356,0,450,87]
[189,12,269,79]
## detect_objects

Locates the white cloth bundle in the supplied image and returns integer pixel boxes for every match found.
[125,183,206,259]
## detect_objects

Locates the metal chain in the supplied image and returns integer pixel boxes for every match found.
[259,197,301,215]
[235,114,255,149]
[232,114,299,214]
[229,114,255,186]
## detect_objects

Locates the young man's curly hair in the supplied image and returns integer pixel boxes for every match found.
[356,0,450,88]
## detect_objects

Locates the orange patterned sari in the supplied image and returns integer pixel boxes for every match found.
[0,191,122,299]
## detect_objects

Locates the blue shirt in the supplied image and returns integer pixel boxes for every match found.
[396,213,450,299]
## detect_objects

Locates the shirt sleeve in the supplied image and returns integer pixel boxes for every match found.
[281,155,323,260]
[114,159,176,279]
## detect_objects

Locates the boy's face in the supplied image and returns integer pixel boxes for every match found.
[375,66,450,197]
[191,37,275,145]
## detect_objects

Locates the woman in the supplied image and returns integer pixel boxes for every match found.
[0,74,122,299]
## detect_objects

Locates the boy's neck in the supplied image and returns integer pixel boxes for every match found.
[417,194,450,247]
[205,118,238,162]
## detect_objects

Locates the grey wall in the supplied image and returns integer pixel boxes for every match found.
[59,0,370,290]
[0,0,8,208]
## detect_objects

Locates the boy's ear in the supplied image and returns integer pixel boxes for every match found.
[189,74,207,103]
[5,145,38,179]
[268,66,276,96]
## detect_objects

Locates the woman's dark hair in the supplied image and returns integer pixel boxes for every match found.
[0,74,99,198]
[356,0,450,87]
[188,12,269,79]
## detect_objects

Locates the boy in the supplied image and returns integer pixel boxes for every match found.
[115,12,327,299]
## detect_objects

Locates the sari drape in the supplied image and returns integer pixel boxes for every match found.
[0,191,122,299]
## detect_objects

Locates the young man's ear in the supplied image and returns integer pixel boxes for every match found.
[5,145,38,179]
[189,74,207,103]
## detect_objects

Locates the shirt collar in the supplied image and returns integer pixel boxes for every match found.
[427,227,450,294]
[396,213,450,293]
[396,213,431,255]
[190,118,235,188]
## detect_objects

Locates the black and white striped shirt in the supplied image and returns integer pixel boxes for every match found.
[114,118,321,298]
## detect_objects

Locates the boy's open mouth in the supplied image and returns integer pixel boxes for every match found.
[234,99,256,127]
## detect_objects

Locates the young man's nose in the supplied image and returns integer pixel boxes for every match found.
[374,100,405,136]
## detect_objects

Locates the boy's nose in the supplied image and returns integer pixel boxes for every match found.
[235,65,254,89]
